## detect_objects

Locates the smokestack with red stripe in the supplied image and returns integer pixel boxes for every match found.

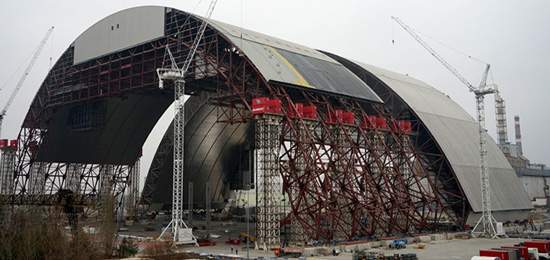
[514,115,523,156]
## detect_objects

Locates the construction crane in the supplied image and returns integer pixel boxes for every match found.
[0,26,54,139]
[391,16,498,237]
[156,0,219,244]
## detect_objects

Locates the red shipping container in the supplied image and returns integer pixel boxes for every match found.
[335,110,345,123]
[328,110,355,125]
[251,97,282,116]
[9,140,17,149]
[501,246,528,260]
[361,115,377,129]
[524,240,550,253]
[0,139,7,148]
[288,103,304,118]
[267,99,282,114]
[303,105,317,120]
[251,97,269,115]
[399,120,412,134]
[341,111,355,125]
[326,110,338,124]
[480,249,509,260]
[375,117,388,129]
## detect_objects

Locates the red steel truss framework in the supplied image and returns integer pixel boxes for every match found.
[3,8,467,243]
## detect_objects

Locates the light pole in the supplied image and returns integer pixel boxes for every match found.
[246,184,250,259]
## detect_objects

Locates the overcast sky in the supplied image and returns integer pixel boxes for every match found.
[1,0,548,185]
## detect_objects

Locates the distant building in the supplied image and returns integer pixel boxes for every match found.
[498,115,549,206]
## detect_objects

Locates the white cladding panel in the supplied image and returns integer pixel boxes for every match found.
[520,176,548,199]
[73,6,165,64]
[356,62,532,213]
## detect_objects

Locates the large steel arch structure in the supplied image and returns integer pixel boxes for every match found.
[0,6,530,245]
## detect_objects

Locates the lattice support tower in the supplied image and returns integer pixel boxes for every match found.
[494,88,508,146]
[28,162,46,195]
[188,182,193,225]
[255,114,283,249]
[0,147,16,194]
[472,94,498,237]
[287,119,315,244]
[65,163,82,193]
[126,158,140,218]
[332,123,355,240]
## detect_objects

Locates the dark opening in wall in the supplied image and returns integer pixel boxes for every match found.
[67,101,106,131]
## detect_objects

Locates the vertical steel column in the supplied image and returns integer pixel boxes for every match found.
[332,123,354,240]
[371,127,393,235]
[99,165,114,198]
[188,182,193,225]
[255,114,283,249]
[126,159,140,219]
[394,130,412,232]
[28,162,45,195]
[205,181,211,226]
[65,163,82,193]
[472,94,497,237]
[287,119,314,244]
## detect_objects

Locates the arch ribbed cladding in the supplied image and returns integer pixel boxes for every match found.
[11,6,531,241]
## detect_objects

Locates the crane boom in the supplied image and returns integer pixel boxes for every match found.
[0,26,54,138]
[181,0,218,75]
[391,16,477,92]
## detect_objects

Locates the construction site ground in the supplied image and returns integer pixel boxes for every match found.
[120,217,532,259]
[177,237,525,260]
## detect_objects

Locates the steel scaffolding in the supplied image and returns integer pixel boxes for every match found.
[0,147,16,194]
[255,114,283,249]
[8,8,468,245]
[65,163,82,193]
[126,158,140,218]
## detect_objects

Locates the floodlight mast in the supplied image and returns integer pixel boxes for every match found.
[156,0,218,244]
[391,16,498,237]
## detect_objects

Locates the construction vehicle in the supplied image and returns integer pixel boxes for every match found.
[156,0,219,244]
[389,239,408,249]
[0,26,54,139]
[239,231,256,242]
[392,16,498,237]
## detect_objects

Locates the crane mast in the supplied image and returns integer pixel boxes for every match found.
[156,0,219,244]
[391,16,498,237]
[0,26,54,139]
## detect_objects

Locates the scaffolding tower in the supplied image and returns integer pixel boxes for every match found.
[126,158,140,219]
[0,145,16,194]
[65,163,82,193]
[255,114,283,249]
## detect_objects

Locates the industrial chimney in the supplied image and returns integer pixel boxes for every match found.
[514,115,523,156]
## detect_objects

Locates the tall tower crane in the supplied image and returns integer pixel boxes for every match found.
[391,16,498,237]
[156,0,219,244]
[0,26,54,139]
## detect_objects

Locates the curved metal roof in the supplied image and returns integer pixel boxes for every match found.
[22,5,531,217]
[354,62,531,212]
[207,19,382,102]
[70,6,382,103]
